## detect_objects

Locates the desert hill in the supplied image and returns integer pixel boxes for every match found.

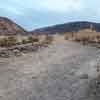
[32,21,100,34]
[0,17,27,35]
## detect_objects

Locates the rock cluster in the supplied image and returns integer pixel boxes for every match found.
[0,43,48,58]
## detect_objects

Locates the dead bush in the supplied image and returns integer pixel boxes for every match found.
[64,35,69,40]
[44,35,54,44]
[22,39,29,44]
[7,36,17,46]
[0,36,17,47]
[28,36,39,43]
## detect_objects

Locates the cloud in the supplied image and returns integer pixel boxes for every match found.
[0,0,33,15]
[34,0,82,12]
[0,0,100,30]
[0,0,83,15]
[0,0,99,16]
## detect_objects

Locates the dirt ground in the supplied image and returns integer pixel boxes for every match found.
[0,40,100,100]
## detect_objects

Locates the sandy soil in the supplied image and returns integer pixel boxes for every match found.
[0,40,100,100]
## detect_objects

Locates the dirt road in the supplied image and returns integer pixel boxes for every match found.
[0,40,100,100]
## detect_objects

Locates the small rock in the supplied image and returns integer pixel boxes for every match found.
[79,73,89,79]
[13,49,22,56]
[32,76,38,79]
[0,51,9,58]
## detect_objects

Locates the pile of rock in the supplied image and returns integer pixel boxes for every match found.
[0,43,49,58]
[0,49,22,58]
[0,50,10,58]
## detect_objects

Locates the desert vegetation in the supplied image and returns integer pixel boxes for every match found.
[0,35,54,57]
[63,29,100,47]
[74,34,100,46]
[41,34,54,45]
[28,36,39,43]
[0,36,17,47]
[0,35,39,47]
[64,32,74,40]
[21,36,39,44]
[43,34,54,44]
[0,35,54,47]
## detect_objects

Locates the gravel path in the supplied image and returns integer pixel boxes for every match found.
[0,40,100,100]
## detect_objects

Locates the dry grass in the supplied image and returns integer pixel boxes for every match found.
[63,29,100,44]
[43,35,54,44]
[0,36,17,47]
[0,35,40,47]
[74,31,100,44]
[0,34,55,47]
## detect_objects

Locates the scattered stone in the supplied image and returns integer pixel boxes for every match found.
[79,73,89,79]
[0,42,51,58]
[0,50,10,58]
[13,49,22,56]
[32,76,38,79]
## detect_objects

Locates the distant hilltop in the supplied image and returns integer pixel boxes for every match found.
[33,21,100,34]
[0,16,100,35]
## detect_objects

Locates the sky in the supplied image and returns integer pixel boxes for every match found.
[0,0,100,30]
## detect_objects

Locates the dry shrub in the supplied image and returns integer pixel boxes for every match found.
[21,36,39,44]
[7,36,17,46]
[22,39,28,44]
[0,38,8,47]
[28,36,39,43]
[64,35,68,40]
[74,38,81,42]
[44,35,54,44]
[0,36,17,47]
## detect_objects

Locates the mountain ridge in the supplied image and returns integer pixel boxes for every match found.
[32,21,100,34]
[0,16,100,35]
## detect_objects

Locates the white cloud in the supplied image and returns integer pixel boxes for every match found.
[0,0,32,15]
[1,0,100,30]
[6,7,23,15]
[32,0,83,12]
[0,0,100,15]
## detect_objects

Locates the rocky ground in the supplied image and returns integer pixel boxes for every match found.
[0,43,48,58]
[0,40,100,100]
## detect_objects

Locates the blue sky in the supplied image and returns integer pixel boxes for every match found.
[0,0,100,30]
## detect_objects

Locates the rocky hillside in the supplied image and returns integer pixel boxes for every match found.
[33,21,100,34]
[0,17,27,35]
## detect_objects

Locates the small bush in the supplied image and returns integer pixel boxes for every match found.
[64,35,68,40]
[96,36,100,40]
[0,36,17,47]
[22,39,28,44]
[28,36,39,43]
[74,38,81,42]
[81,37,89,42]
[7,36,17,46]
[44,35,53,44]
[21,36,39,44]
[0,38,8,47]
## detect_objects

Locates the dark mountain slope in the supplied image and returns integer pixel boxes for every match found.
[32,21,100,34]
